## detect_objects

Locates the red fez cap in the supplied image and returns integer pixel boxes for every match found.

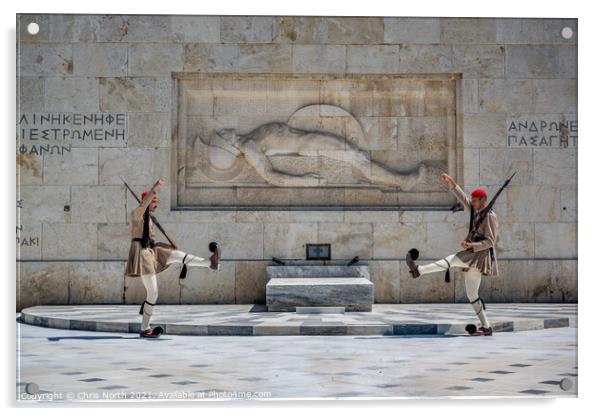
[471,188,487,199]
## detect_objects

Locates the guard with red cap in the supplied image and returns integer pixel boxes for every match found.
[124,178,221,338]
[404,172,510,336]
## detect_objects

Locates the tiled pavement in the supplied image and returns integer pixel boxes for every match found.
[20,304,577,336]
[16,321,577,401]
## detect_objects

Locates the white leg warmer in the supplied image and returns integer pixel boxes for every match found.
[140,273,158,331]
[166,250,212,268]
[417,254,469,275]
[465,268,490,328]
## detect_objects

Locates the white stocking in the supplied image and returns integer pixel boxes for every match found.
[465,268,490,328]
[140,273,158,331]
[417,254,469,275]
[166,250,211,268]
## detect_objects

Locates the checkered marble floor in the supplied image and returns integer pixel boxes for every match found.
[20,304,577,336]
[16,321,577,401]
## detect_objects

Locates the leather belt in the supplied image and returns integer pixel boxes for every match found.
[131,237,155,248]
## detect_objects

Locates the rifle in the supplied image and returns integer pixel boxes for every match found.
[466,172,517,242]
[121,178,178,249]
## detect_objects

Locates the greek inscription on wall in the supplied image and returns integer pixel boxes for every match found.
[507,117,577,148]
[17,113,128,156]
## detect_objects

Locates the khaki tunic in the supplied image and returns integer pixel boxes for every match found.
[451,184,499,276]
[124,190,173,277]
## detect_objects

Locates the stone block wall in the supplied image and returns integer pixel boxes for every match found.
[16,15,577,310]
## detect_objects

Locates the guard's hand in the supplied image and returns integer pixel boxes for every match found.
[461,241,473,250]
[441,173,455,188]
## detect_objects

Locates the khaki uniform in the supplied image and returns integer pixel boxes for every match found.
[124,190,173,277]
[451,184,499,276]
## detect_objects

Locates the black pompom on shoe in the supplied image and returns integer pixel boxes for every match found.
[405,248,421,278]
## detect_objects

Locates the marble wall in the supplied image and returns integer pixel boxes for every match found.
[16,15,577,310]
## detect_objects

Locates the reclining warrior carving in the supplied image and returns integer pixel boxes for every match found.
[196,121,436,190]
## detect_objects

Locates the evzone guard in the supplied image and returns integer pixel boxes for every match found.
[405,172,514,336]
[124,178,221,338]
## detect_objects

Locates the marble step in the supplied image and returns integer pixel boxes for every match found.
[267,277,374,312]
[266,265,370,280]
[295,306,346,314]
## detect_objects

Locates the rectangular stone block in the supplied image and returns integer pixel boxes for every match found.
[17,262,69,310]
[18,77,45,113]
[18,43,73,76]
[97,224,130,260]
[70,186,125,224]
[318,222,373,259]
[373,223,426,259]
[18,185,70,224]
[478,79,534,114]
[506,45,575,78]
[44,77,99,112]
[180,261,235,304]
[69,262,124,304]
[266,277,373,312]
[506,185,561,222]
[183,43,239,72]
[463,114,507,148]
[479,148,533,185]
[274,16,384,44]
[533,148,577,186]
[263,223,318,259]
[424,222,467,259]
[441,18,497,43]
[220,16,274,43]
[17,222,42,260]
[400,262,455,302]
[171,16,220,42]
[369,261,401,303]
[399,45,453,73]
[463,148,480,185]
[292,45,346,73]
[452,45,505,78]
[495,222,535,259]
[384,17,441,43]
[532,79,577,114]
[462,78,479,115]
[42,223,98,260]
[154,77,172,112]
[347,45,400,73]
[73,43,127,77]
[527,260,577,302]
[128,112,170,147]
[560,185,577,222]
[235,261,268,304]
[235,210,344,224]
[128,44,184,77]
[99,147,154,186]
[534,223,577,258]
[239,44,292,73]
[43,147,98,185]
[95,15,172,42]
[208,223,263,259]
[99,77,155,112]
[266,265,370,280]
[16,153,43,185]
[496,18,577,44]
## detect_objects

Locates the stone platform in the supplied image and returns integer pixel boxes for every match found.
[266,264,374,312]
[20,304,577,336]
